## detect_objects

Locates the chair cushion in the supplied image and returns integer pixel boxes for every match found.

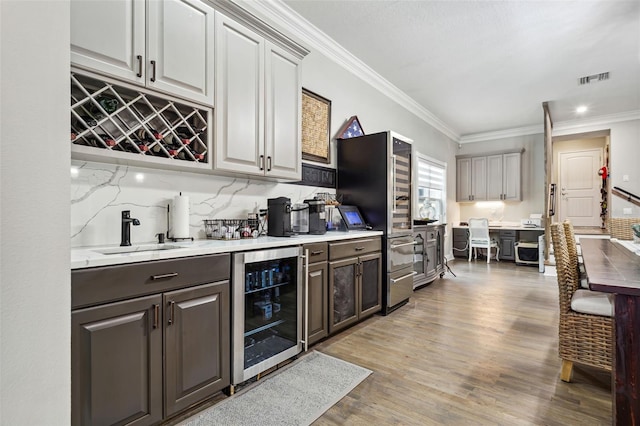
[571,289,614,317]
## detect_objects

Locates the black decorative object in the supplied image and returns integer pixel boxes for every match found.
[292,163,336,188]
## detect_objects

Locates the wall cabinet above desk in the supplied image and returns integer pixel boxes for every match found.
[456,150,523,202]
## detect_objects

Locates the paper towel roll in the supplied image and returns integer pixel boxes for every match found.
[172,194,190,239]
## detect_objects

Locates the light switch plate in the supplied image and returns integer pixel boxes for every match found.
[624,208,633,215]
[623,175,630,182]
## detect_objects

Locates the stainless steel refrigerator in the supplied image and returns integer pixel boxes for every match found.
[337,131,415,314]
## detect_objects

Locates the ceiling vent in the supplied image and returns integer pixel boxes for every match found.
[579,72,610,85]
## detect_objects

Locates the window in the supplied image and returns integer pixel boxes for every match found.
[415,152,446,222]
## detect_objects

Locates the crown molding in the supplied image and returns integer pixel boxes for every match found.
[459,124,543,144]
[237,0,460,141]
[552,110,640,133]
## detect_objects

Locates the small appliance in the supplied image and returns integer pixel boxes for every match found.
[291,203,309,234]
[304,197,327,235]
[267,197,293,237]
[521,213,543,228]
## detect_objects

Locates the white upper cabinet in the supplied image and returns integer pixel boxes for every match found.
[457,151,522,202]
[71,0,146,84]
[215,12,302,180]
[71,0,214,105]
[264,41,302,180]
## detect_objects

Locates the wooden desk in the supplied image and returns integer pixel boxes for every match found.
[580,238,640,425]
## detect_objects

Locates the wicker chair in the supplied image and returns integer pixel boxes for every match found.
[550,223,613,382]
[562,220,588,288]
[608,217,640,240]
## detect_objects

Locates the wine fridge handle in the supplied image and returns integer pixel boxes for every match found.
[391,154,397,213]
[303,249,309,352]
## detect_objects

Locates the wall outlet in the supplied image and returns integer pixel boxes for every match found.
[623,208,633,215]
[623,174,630,182]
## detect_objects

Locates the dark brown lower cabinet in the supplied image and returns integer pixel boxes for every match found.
[328,238,382,335]
[71,254,230,426]
[72,295,163,426]
[306,261,329,345]
[163,282,230,417]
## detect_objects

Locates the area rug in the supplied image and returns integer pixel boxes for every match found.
[179,351,372,426]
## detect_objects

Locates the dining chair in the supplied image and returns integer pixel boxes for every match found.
[549,223,613,382]
[562,220,588,289]
[468,218,499,263]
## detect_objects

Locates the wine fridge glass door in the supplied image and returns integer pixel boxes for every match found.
[232,246,302,385]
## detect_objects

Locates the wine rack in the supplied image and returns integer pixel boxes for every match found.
[70,69,212,169]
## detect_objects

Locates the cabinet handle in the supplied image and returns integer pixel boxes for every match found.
[267,156,272,172]
[150,272,178,280]
[390,241,417,249]
[150,60,156,82]
[310,250,324,255]
[390,271,417,283]
[152,304,159,329]
[167,301,175,325]
[136,55,143,78]
[259,155,264,170]
[354,246,365,251]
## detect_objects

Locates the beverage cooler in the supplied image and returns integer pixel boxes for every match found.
[232,247,302,385]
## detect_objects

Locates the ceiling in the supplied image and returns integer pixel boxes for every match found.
[280,0,640,140]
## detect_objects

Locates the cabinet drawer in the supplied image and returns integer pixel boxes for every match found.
[453,228,469,241]
[500,230,517,237]
[329,238,381,260]
[72,253,230,309]
[426,230,437,241]
[303,242,328,263]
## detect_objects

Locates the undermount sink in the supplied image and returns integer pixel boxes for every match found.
[93,244,185,255]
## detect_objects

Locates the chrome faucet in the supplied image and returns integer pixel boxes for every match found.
[120,210,140,246]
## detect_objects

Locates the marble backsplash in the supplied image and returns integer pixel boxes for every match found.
[71,160,332,248]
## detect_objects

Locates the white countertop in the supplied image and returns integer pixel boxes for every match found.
[71,230,384,269]
[453,222,544,231]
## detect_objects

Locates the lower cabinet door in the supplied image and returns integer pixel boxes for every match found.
[425,241,437,281]
[306,261,328,346]
[164,281,230,417]
[359,252,382,317]
[72,294,163,426]
[328,257,359,334]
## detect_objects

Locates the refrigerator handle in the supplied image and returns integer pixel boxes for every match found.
[302,249,309,353]
[392,154,397,213]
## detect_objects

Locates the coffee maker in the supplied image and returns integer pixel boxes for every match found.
[267,197,293,237]
[304,197,327,235]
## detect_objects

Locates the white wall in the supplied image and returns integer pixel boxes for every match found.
[0,1,71,424]
[457,134,545,223]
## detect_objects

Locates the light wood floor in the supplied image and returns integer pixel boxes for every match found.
[312,260,612,425]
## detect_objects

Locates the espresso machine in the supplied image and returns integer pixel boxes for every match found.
[267,197,293,237]
[304,197,326,235]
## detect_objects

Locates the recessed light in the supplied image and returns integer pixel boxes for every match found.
[576,106,588,114]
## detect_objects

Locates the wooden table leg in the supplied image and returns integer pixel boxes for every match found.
[614,294,640,425]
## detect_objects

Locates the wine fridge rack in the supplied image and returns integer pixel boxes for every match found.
[70,69,211,167]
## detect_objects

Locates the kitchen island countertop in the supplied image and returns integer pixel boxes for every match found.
[71,230,384,269]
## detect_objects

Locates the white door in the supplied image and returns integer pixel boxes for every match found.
[214,13,265,176]
[558,149,603,226]
[147,0,215,105]
[70,0,145,84]
[264,41,301,180]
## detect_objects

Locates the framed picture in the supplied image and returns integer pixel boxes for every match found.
[337,115,364,139]
[301,88,332,163]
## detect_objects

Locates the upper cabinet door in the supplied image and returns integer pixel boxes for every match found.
[486,154,504,200]
[456,157,472,202]
[502,152,522,201]
[70,0,145,84]
[264,41,301,180]
[214,13,265,176]
[471,156,487,201]
[147,0,215,105]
